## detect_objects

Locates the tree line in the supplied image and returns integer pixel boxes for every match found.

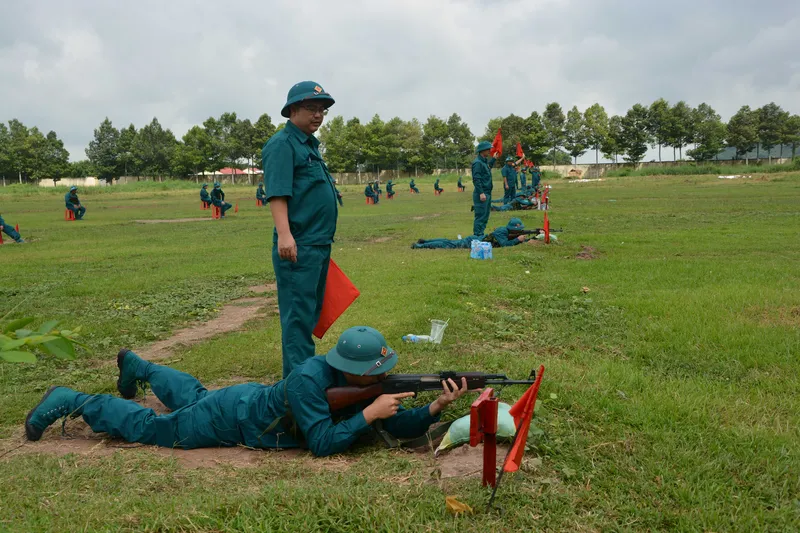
[1,101,798,183]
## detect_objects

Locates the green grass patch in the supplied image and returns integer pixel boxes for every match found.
[1,173,799,531]
[605,159,800,177]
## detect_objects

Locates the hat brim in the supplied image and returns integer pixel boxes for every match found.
[326,345,398,376]
[281,95,336,118]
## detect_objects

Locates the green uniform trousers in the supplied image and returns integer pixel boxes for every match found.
[412,236,479,250]
[75,362,275,449]
[272,244,331,378]
[472,191,491,236]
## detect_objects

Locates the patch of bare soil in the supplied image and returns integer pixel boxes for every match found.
[575,245,599,260]
[136,285,277,361]
[370,236,393,243]
[412,213,442,221]
[746,305,800,328]
[434,444,510,480]
[134,218,211,224]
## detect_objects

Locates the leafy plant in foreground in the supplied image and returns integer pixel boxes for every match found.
[0,317,83,363]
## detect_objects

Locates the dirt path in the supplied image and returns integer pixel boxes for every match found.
[136,283,277,361]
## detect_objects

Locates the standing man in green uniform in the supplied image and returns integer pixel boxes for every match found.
[501,157,519,203]
[210,182,232,217]
[25,327,470,457]
[256,182,268,206]
[200,183,212,207]
[471,141,495,236]
[519,165,528,190]
[64,186,86,220]
[531,164,542,191]
[365,183,380,204]
[262,81,339,378]
[0,212,24,243]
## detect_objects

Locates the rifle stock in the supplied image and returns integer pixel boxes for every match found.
[326,383,384,412]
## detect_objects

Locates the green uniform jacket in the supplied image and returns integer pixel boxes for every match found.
[262,356,440,456]
[211,188,225,202]
[262,121,338,245]
[489,226,522,247]
[471,155,495,195]
[64,191,80,207]
[501,164,517,188]
[201,189,212,203]
[256,186,267,201]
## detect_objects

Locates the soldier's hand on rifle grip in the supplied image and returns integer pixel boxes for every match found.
[363,392,415,424]
[430,377,468,416]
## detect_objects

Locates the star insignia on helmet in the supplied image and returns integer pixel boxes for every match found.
[381,347,387,356]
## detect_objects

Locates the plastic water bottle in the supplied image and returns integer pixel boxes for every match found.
[402,334,432,343]
[457,234,462,240]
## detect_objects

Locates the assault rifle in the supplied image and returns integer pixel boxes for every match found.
[326,370,537,412]
[508,227,564,239]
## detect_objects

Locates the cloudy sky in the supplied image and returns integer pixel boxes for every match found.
[1,0,798,162]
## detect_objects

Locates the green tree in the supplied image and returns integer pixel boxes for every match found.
[7,119,33,182]
[38,131,70,183]
[134,118,176,177]
[204,112,245,178]
[446,113,474,170]
[382,117,405,173]
[399,118,424,174]
[781,114,800,160]
[687,103,726,162]
[0,123,10,178]
[583,104,609,164]
[252,113,276,165]
[67,160,95,178]
[319,115,351,173]
[620,104,651,164]
[757,103,788,163]
[601,115,624,163]
[665,101,693,160]
[172,126,212,178]
[563,106,588,165]
[117,124,138,176]
[520,112,549,163]
[422,115,452,170]
[363,114,386,173]
[647,98,670,162]
[726,106,758,163]
[343,118,367,178]
[542,103,566,166]
[85,118,120,183]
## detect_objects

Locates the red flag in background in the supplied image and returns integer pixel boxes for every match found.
[503,365,545,473]
[313,259,361,339]
[544,212,550,244]
[525,160,533,167]
[491,128,503,157]
[516,142,524,158]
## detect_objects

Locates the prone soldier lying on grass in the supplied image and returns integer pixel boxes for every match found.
[25,327,469,457]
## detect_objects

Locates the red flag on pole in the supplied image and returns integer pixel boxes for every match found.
[313,259,361,339]
[503,365,545,473]
[516,142,524,158]
[544,212,550,244]
[491,128,503,157]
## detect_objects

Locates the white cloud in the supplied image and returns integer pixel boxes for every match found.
[0,0,798,162]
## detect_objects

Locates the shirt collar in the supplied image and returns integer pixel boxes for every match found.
[285,120,319,148]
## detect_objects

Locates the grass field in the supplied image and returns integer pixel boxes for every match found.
[1,173,799,532]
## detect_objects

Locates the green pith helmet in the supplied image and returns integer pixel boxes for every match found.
[326,326,398,376]
[476,141,492,153]
[505,156,514,162]
[281,81,335,118]
[70,186,78,191]
[202,183,208,188]
[214,182,221,188]
[507,217,524,230]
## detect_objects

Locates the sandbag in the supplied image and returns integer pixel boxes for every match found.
[435,402,516,455]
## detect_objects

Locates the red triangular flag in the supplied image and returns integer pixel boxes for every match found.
[0,231,4,245]
[516,142,524,158]
[15,224,20,232]
[234,202,239,213]
[313,259,360,339]
[491,128,503,157]
[503,365,544,473]
[544,212,550,244]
